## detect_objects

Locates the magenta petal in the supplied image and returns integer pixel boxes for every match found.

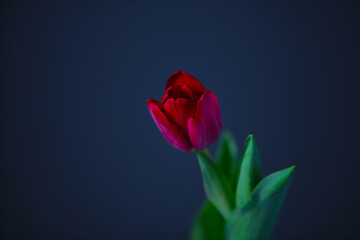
[147,99,192,152]
[187,91,222,150]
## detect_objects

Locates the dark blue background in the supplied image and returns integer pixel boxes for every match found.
[1,1,359,239]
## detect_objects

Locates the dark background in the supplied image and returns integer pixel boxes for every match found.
[1,1,359,239]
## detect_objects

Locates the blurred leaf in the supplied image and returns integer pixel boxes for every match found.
[226,166,295,240]
[216,131,238,180]
[231,155,242,190]
[190,201,225,240]
[235,135,261,208]
[197,151,235,220]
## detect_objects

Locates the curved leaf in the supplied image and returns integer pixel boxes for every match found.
[197,152,235,220]
[216,131,238,180]
[235,135,261,208]
[226,166,295,240]
[190,201,225,240]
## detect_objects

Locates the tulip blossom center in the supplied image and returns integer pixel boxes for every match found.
[161,85,199,135]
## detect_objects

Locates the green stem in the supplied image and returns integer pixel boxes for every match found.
[198,148,212,159]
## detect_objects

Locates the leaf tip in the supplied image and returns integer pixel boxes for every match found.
[221,130,235,142]
[245,134,256,146]
[222,129,232,136]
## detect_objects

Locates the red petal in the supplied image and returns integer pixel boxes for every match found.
[165,71,206,97]
[187,91,222,150]
[162,98,181,127]
[147,98,192,152]
[176,98,197,133]
[162,97,197,134]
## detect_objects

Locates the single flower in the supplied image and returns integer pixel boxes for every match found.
[147,71,222,152]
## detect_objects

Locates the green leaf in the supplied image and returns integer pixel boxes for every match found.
[235,135,261,208]
[216,131,238,180]
[190,201,225,240]
[230,156,242,190]
[197,151,235,220]
[226,166,295,240]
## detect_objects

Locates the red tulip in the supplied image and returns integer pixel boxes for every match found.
[147,71,222,152]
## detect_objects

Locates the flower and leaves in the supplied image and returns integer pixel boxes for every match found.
[147,71,295,240]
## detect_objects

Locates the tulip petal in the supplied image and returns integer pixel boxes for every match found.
[188,91,222,150]
[162,98,181,127]
[162,97,197,134]
[175,98,197,133]
[166,71,206,97]
[161,84,197,105]
[147,98,192,152]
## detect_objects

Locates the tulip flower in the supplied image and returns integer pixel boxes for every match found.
[147,71,295,240]
[147,70,222,152]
